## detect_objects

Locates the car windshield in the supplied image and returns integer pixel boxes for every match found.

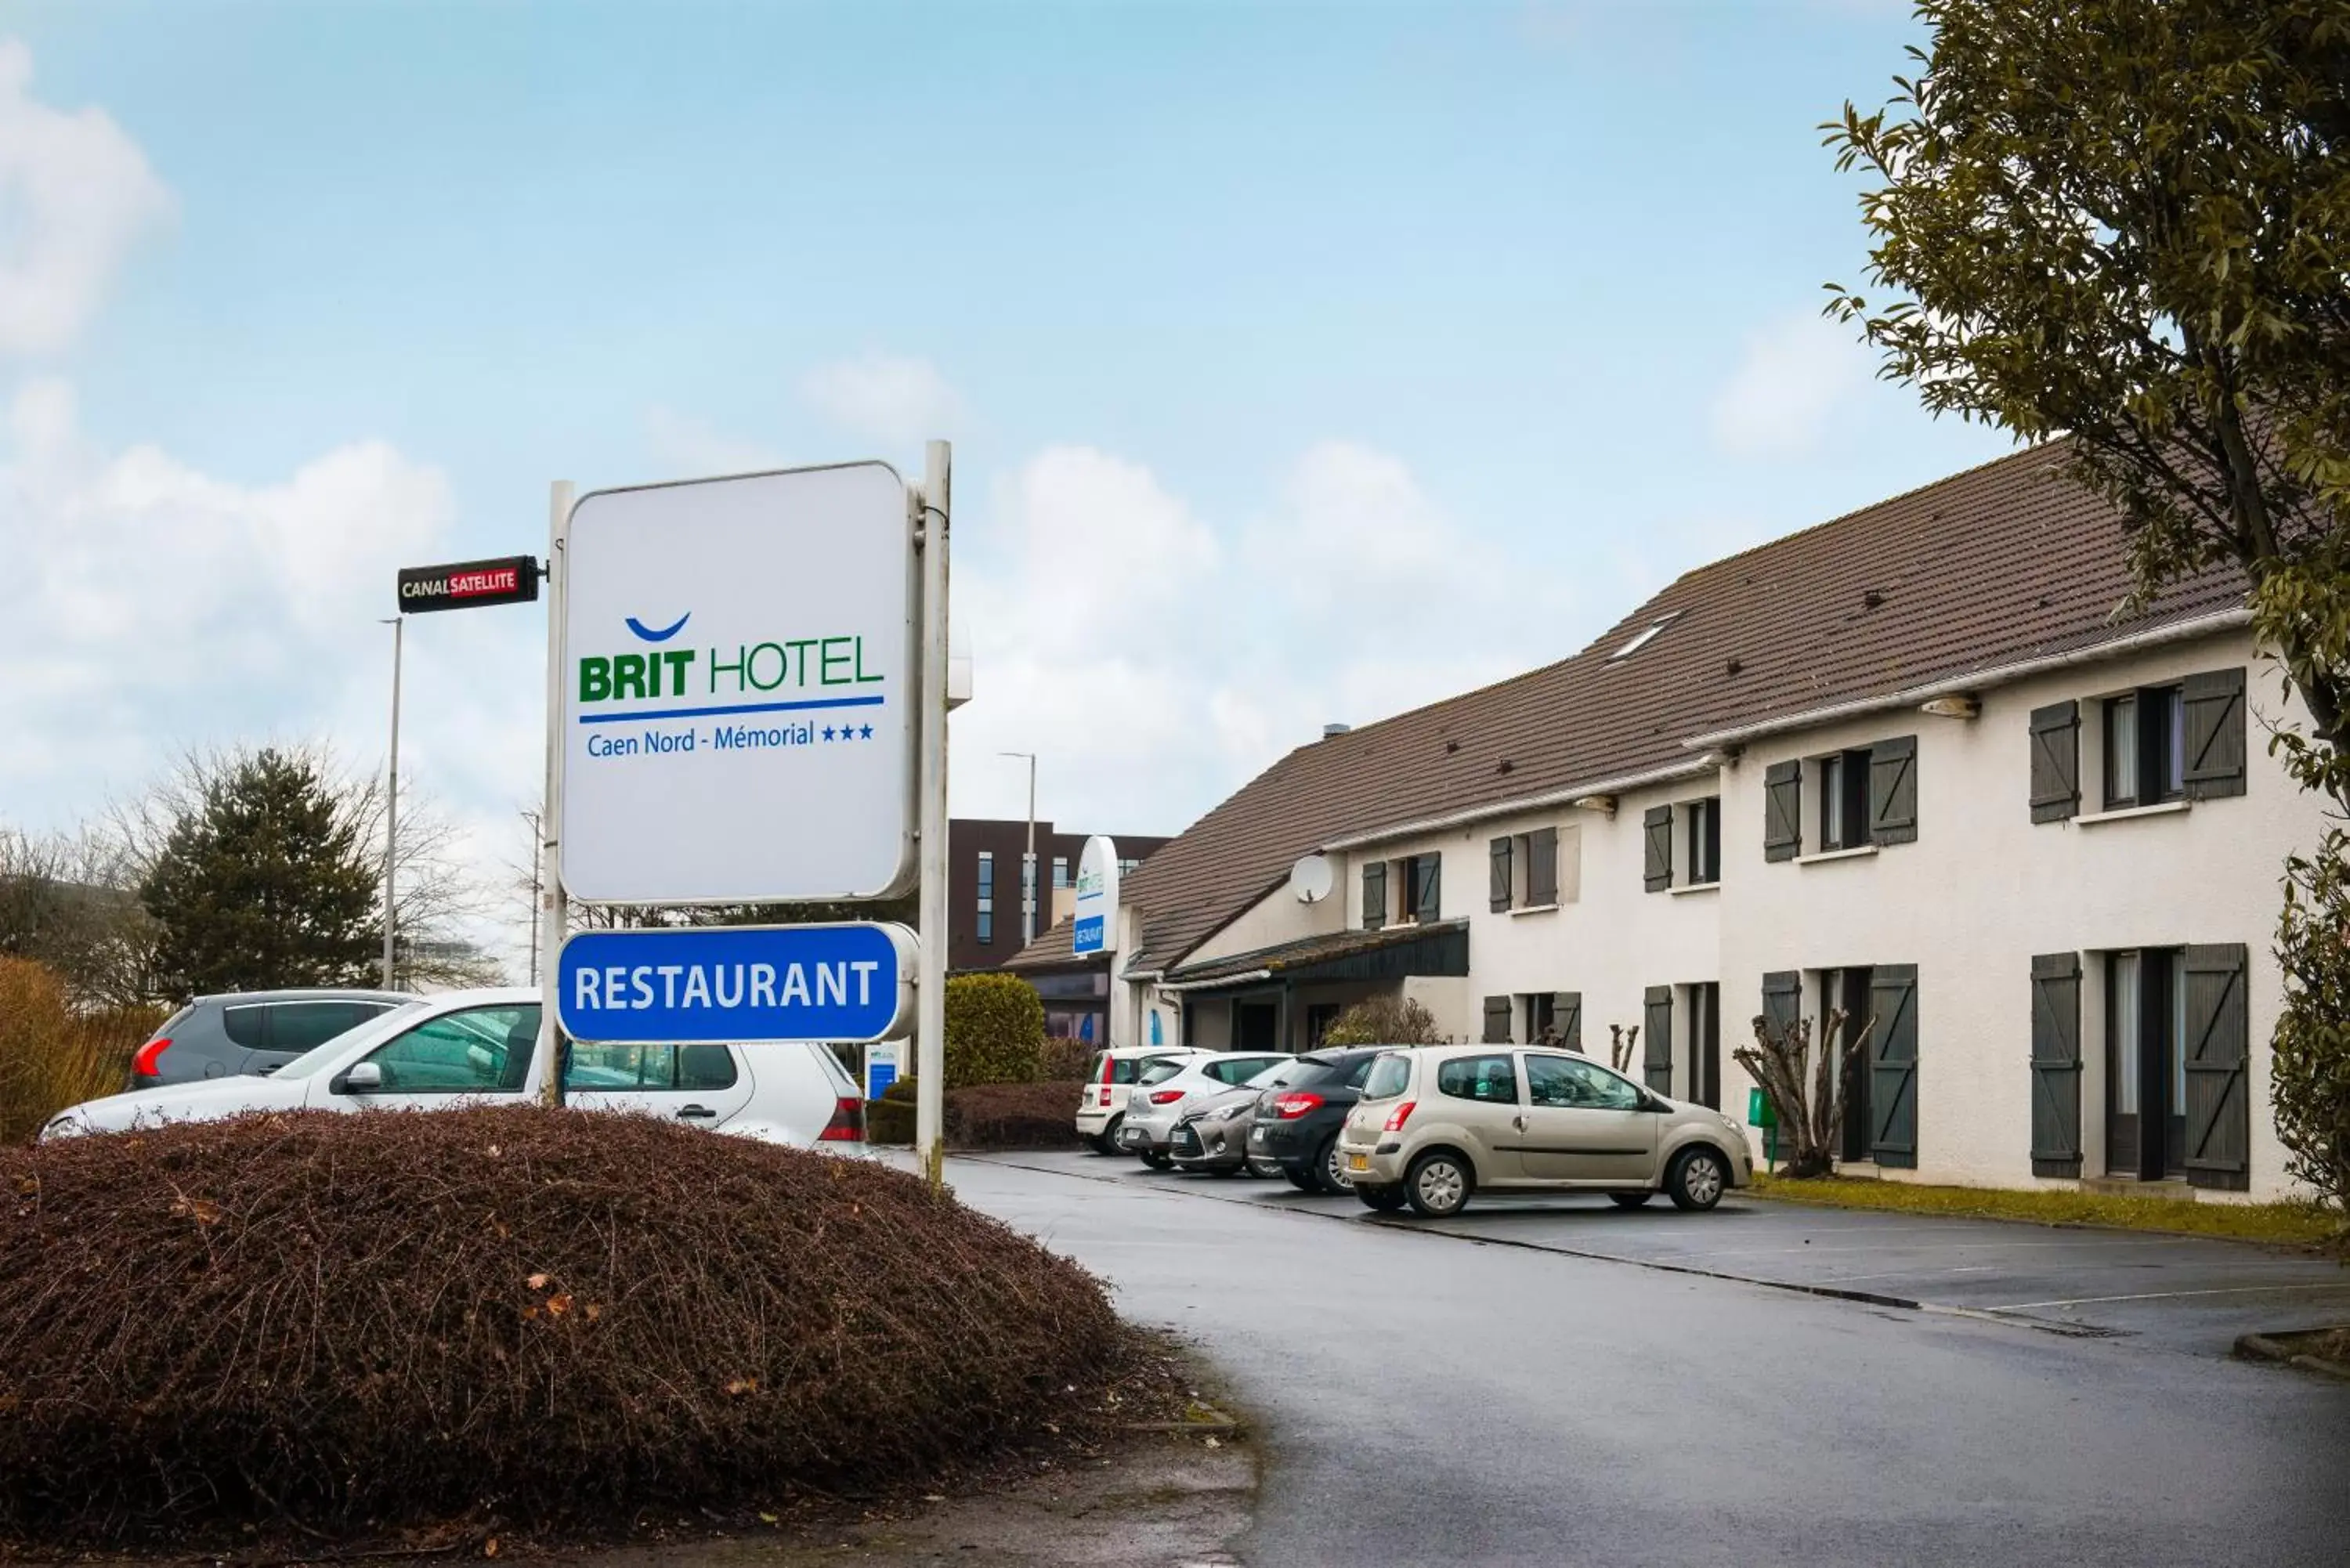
[1361,1053,1412,1100]
[1283,1057,1350,1088]
[265,998,427,1080]
[1137,1057,1188,1086]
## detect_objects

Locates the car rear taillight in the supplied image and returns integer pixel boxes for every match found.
[131,1037,172,1078]
[1098,1086,1112,1107]
[1271,1092,1325,1119]
[1149,1089,1184,1105]
[818,1096,864,1143]
[1383,1100,1417,1133]
[1099,1055,1116,1084]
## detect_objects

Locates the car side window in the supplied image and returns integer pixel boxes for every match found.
[1436,1053,1520,1105]
[1525,1053,1642,1111]
[1137,1059,1186,1086]
[565,1042,739,1092]
[269,1001,393,1055]
[222,1005,268,1050]
[362,1004,538,1094]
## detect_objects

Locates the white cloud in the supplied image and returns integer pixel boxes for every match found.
[798,353,962,450]
[948,439,1578,836]
[0,38,175,356]
[642,404,784,477]
[1710,310,1871,459]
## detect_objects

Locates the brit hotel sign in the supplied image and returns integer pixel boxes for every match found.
[557,463,918,907]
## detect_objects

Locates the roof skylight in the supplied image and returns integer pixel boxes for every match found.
[1608,612,1680,661]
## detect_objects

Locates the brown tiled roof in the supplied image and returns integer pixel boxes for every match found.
[1007,443,2248,977]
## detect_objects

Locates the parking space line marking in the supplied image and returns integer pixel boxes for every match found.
[1986,1282,2350,1310]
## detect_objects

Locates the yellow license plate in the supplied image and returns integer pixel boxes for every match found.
[1347,1153,1370,1172]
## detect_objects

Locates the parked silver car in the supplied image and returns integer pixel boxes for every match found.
[1115,1050,1292,1169]
[1337,1046,1753,1217]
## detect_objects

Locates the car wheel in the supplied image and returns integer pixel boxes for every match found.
[1404,1151,1473,1218]
[1356,1183,1408,1212]
[1141,1149,1173,1171]
[1315,1133,1358,1195]
[1089,1115,1123,1155]
[1608,1191,1654,1209]
[1666,1146,1729,1212]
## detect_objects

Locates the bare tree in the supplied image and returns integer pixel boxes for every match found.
[1733,1009,1875,1180]
[1606,1024,1639,1077]
[0,827,161,1007]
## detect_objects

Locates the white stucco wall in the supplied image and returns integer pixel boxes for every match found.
[1716,629,2319,1201]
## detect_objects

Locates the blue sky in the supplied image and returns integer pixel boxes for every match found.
[0,0,2012,960]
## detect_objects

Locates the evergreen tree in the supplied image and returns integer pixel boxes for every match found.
[141,748,382,996]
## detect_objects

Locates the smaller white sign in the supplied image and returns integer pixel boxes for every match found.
[1072,836,1120,956]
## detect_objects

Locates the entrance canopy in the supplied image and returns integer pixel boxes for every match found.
[1161,919,1469,993]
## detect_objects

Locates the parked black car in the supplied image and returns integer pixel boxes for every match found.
[1245,1046,1387,1193]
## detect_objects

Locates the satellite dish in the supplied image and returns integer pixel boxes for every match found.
[1289,853,1334,904]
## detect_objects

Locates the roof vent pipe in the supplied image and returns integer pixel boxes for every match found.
[1322,723,1352,740]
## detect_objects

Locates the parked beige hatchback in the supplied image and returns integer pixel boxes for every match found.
[1337,1046,1753,1217]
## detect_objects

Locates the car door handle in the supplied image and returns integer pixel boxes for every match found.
[675,1104,718,1120]
[1513,1115,1527,1131]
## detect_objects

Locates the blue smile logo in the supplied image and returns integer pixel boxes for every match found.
[625,612,691,642]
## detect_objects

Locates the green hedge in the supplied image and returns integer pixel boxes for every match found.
[945,973,1044,1089]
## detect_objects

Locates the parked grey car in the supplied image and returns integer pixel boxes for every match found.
[129,989,418,1089]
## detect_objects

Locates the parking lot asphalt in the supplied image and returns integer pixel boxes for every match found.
[938,1150,2350,1568]
[974,1150,2350,1355]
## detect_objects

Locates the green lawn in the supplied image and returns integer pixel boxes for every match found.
[1750,1172,2347,1248]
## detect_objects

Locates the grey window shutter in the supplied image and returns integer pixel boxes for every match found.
[1867,964,1918,1169]
[1642,986,1674,1094]
[1416,857,1441,920]
[2029,952,2082,1176]
[1761,970,1802,1043]
[2028,700,2081,823]
[2182,943,2251,1190]
[1554,992,1582,1051]
[1763,761,1802,862]
[1489,836,1513,912]
[1643,805,1674,892]
[1867,734,1918,845]
[1363,862,1386,930]
[1481,995,1513,1045]
[1528,827,1558,906]
[2182,668,2247,800]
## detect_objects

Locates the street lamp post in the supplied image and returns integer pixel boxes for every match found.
[1000,750,1036,945]
[381,616,403,990]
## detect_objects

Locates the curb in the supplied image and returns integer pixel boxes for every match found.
[2235,1331,2350,1382]
[1744,1187,2342,1254]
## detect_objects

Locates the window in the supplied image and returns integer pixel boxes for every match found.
[1119,858,1141,876]
[1398,854,1441,923]
[1524,1054,1642,1111]
[1361,1053,1412,1100]
[1522,992,1556,1042]
[1436,1053,1520,1105]
[1684,797,1721,885]
[565,1042,739,1092]
[1818,750,1873,850]
[224,999,396,1055]
[976,850,994,944]
[356,1003,538,1094]
[2105,948,2187,1179]
[1137,1057,1186,1086]
[2103,686,2186,807]
[1684,982,1721,1110]
[1608,612,1680,660]
[1489,827,1563,911]
[1819,967,1874,1162]
[1053,857,1071,890]
[1212,1055,1285,1085]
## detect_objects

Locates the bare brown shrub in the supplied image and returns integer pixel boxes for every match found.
[0,1106,1122,1545]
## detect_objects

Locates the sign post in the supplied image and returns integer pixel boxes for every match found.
[913,441,951,1188]
[538,483,574,1107]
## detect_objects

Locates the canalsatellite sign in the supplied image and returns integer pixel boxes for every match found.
[558,463,916,906]
[397,555,540,613]
[557,923,914,1045]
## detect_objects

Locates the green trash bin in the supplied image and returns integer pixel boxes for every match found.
[1748,1087,1778,1166]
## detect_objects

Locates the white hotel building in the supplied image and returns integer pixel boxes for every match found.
[1010,445,2319,1201]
